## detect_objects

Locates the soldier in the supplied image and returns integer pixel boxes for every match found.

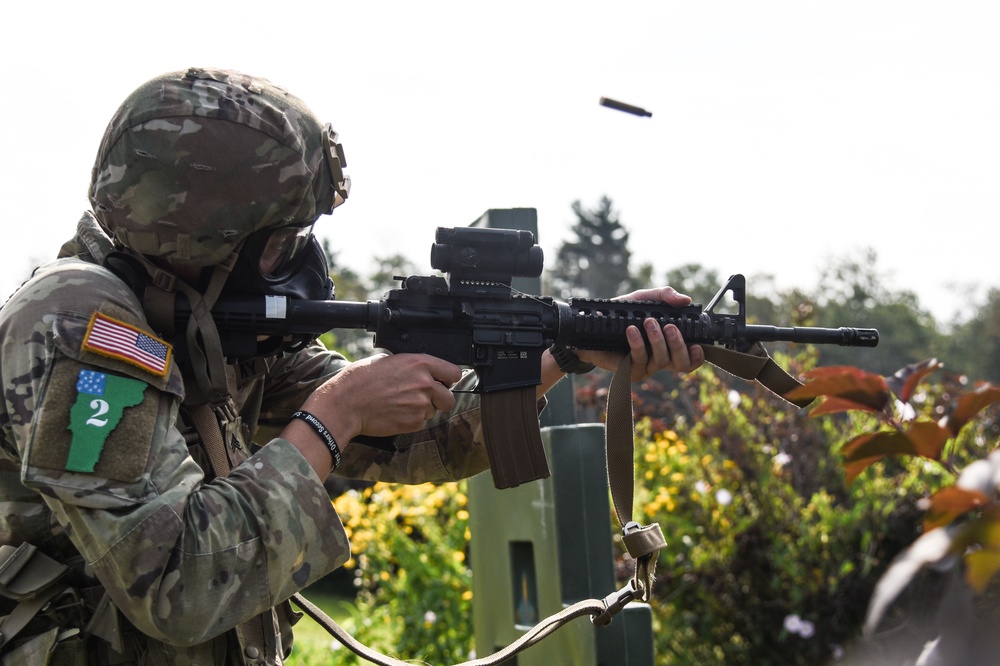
[0,67,703,664]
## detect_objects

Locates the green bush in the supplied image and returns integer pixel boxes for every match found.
[624,357,927,665]
[295,482,475,664]
[787,359,1000,663]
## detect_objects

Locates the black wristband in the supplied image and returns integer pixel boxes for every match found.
[549,343,596,374]
[291,410,342,470]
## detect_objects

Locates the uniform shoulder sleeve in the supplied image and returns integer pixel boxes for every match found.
[1,259,185,508]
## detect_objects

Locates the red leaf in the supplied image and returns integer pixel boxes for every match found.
[844,459,873,486]
[943,382,1000,437]
[885,358,943,403]
[786,366,890,412]
[839,431,900,484]
[905,420,951,460]
[839,427,947,484]
[923,486,991,531]
[809,396,885,416]
[841,431,919,462]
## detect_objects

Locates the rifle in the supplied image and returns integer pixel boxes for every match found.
[204,226,879,489]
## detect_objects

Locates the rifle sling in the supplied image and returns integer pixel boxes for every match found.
[701,343,813,408]
[605,354,665,602]
[602,343,810,602]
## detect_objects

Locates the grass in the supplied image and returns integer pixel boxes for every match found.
[285,587,358,665]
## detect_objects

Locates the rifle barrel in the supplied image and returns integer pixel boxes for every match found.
[746,325,879,347]
[284,299,376,333]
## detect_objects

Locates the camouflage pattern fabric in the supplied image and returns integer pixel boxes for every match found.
[0,216,491,664]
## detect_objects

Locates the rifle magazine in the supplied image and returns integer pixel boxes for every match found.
[481,387,551,489]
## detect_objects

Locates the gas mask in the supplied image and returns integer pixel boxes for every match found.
[213,223,335,360]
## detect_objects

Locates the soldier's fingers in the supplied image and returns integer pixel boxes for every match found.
[663,324,695,372]
[626,324,650,375]
[642,319,669,371]
[430,379,457,413]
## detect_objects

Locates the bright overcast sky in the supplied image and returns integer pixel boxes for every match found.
[3,1,998,324]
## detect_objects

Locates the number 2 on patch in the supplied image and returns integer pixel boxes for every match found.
[67,369,148,473]
[86,399,110,428]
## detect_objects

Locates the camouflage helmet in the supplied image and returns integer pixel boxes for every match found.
[89,67,349,267]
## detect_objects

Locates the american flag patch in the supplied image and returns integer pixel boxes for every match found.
[82,312,172,377]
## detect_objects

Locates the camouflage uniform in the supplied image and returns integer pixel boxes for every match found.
[0,69,492,664]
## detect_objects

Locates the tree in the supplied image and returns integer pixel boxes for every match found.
[805,250,940,377]
[664,263,723,307]
[547,196,644,299]
[941,287,1000,384]
[319,240,419,360]
[365,254,417,299]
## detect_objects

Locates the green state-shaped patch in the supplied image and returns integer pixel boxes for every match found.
[67,369,147,472]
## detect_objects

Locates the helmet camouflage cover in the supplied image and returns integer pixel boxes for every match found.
[89,67,348,267]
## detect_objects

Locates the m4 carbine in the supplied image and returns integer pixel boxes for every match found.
[205,226,879,489]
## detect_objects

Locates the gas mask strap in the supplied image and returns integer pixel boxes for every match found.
[100,251,177,337]
[173,253,238,405]
[141,267,178,337]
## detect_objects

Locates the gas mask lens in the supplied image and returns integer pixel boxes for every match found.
[258,224,314,278]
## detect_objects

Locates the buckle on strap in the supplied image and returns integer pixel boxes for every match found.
[591,579,644,627]
[621,521,667,560]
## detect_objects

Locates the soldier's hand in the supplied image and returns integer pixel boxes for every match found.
[302,353,462,440]
[576,286,705,381]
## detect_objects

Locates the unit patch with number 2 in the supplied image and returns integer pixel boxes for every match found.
[67,369,147,473]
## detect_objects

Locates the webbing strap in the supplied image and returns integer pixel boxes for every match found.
[141,283,176,337]
[292,591,613,666]
[173,258,236,406]
[0,544,69,648]
[188,404,235,481]
[604,355,665,602]
[0,585,64,649]
[602,343,810,603]
[701,343,812,408]
[605,354,636,525]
